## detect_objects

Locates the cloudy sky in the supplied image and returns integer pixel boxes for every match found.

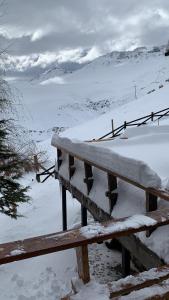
[1,0,169,69]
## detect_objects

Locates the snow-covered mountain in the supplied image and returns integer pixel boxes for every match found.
[2,44,169,299]
[8,44,169,141]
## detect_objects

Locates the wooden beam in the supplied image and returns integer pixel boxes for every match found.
[117,279,169,299]
[57,173,111,221]
[109,264,169,298]
[0,208,169,265]
[57,173,164,270]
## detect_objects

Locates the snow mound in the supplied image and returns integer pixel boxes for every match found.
[52,135,161,189]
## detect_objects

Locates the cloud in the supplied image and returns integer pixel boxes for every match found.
[1,0,169,66]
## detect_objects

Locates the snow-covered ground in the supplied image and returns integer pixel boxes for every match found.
[1,46,169,299]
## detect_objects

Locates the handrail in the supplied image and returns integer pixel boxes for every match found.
[97,107,169,141]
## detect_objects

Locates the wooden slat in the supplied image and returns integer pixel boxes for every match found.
[0,208,169,265]
[116,278,169,299]
[109,265,169,298]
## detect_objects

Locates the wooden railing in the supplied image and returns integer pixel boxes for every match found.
[97,107,169,141]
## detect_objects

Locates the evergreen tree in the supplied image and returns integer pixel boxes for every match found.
[0,78,29,218]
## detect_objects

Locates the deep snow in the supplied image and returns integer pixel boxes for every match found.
[1,46,169,299]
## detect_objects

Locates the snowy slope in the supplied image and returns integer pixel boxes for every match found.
[1,46,169,299]
[10,46,169,140]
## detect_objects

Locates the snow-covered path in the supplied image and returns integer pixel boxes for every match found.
[0,173,80,300]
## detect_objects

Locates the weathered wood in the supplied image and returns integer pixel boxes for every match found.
[57,148,62,170]
[105,173,118,214]
[57,173,110,221]
[84,163,93,194]
[61,185,67,231]
[68,155,75,179]
[0,208,169,265]
[118,235,164,270]
[117,279,169,299]
[76,245,90,284]
[109,264,169,298]
[57,173,165,270]
[146,191,158,237]
[122,246,131,277]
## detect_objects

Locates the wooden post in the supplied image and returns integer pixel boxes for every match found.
[68,155,75,179]
[84,163,93,194]
[76,245,90,284]
[105,174,118,214]
[62,185,67,231]
[122,246,131,277]
[76,199,89,284]
[57,148,62,170]
[151,112,154,122]
[111,119,114,137]
[81,205,87,227]
[146,191,157,237]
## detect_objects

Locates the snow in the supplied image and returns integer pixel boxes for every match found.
[0,170,80,300]
[10,249,26,256]
[52,134,161,213]
[71,280,109,300]
[2,46,169,299]
[118,278,169,299]
[80,215,157,238]
[110,266,169,293]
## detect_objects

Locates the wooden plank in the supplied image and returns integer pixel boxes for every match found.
[57,173,111,221]
[109,265,169,298]
[76,245,90,284]
[0,208,169,265]
[116,278,169,299]
[118,235,164,270]
[57,173,164,270]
